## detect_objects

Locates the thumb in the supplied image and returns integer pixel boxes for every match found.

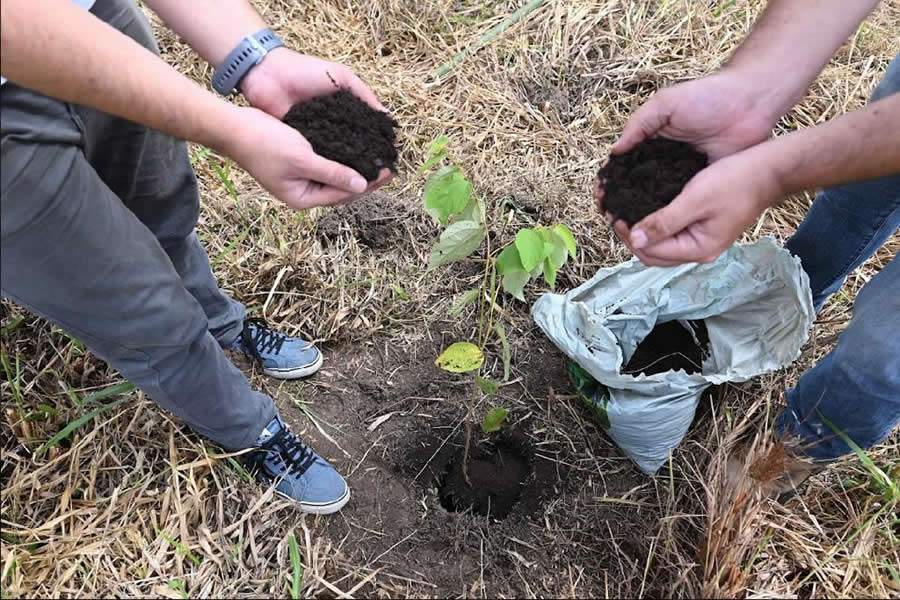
[612,90,671,154]
[629,192,700,249]
[302,152,368,194]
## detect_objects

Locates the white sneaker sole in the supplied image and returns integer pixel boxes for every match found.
[263,352,324,380]
[276,485,351,515]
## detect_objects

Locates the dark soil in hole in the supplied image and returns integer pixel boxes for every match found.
[624,320,710,376]
[316,192,400,248]
[282,89,399,182]
[438,429,534,519]
[598,138,708,226]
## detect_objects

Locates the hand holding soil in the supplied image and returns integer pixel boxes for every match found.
[596,138,708,227]
[283,89,399,183]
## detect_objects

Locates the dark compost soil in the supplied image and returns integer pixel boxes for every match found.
[598,138,708,226]
[438,429,534,519]
[624,319,710,376]
[282,89,399,181]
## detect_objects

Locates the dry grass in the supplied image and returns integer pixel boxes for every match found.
[2,0,899,598]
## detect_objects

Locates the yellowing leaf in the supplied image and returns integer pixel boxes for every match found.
[435,342,484,373]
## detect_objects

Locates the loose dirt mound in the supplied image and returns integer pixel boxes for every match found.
[438,429,534,519]
[316,192,400,248]
[624,320,710,375]
[282,89,399,181]
[599,139,707,225]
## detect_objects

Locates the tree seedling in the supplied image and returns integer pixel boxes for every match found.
[425,137,574,487]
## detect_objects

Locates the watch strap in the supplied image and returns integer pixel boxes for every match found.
[212,28,283,96]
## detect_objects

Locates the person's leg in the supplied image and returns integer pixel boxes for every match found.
[777,254,900,460]
[72,0,245,346]
[0,84,274,451]
[785,54,900,310]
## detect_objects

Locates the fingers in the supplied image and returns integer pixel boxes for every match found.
[611,90,670,155]
[629,190,701,250]
[366,168,394,192]
[302,152,368,194]
[344,70,389,113]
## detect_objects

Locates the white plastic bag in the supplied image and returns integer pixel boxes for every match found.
[532,238,814,474]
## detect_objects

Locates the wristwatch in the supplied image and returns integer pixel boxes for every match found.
[212,28,284,96]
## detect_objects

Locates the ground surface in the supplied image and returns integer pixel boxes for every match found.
[2,1,898,598]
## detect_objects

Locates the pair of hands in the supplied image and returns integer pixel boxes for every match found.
[596,71,787,266]
[221,49,392,210]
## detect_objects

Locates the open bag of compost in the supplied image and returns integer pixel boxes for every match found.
[532,238,815,474]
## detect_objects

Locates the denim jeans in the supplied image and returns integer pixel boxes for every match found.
[779,54,900,461]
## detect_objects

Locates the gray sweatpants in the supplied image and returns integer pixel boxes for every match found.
[0,0,275,450]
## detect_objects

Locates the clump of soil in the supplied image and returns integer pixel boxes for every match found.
[282,89,399,181]
[316,192,399,248]
[598,139,708,226]
[438,429,534,519]
[623,320,709,376]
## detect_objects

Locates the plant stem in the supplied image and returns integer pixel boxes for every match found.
[462,416,473,486]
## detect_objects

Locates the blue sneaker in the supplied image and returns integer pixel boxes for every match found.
[245,415,350,514]
[229,318,323,379]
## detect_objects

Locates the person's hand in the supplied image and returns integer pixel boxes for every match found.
[240,48,387,118]
[594,70,778,217]
[612,70,778,160]
[237,48,393,194]
[220,105,379,209]
[614,147,784,266]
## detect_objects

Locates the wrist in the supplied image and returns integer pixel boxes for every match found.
[201,102,247,158]
[239,46,289,105]
[716,63,800,127]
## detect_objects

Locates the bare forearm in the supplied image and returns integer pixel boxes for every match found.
[759,93,900,197]
[0,0,237,153]
[144,0,267,67]
[724,0,880,123]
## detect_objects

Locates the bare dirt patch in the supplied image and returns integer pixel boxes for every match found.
[316,192,404,249]
[267,331,654,597]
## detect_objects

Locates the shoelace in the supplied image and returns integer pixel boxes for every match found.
[261,427,318,477]
[240,318,287,360]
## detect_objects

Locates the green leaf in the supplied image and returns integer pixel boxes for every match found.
[435,342,484,373]
[546,238,567,270]
[495,244,525,275]
[543,255,558,287]
[494,322,511,381]
[419,135,450,174]
[427,220,485,270]
[454,196,484,225]
[481,407,509,433]
[515,229,544,271]
[424,166,471,225]
[35,381,135,458]
[449,287,481,316]
[818,410,898,501]
[288,533,304,600]
[390,284,409,301]
[553,224,577,258]
[475,376,499,396]
[502,270,530,301]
